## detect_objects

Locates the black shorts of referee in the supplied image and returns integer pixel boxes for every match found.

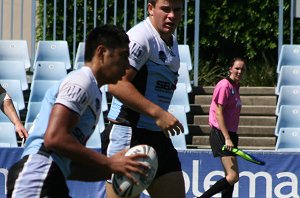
[209,127,239,157]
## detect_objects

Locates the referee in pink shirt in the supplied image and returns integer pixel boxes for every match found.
[199,57,246,198]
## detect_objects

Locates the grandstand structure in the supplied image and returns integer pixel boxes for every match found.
[1,1,300,151]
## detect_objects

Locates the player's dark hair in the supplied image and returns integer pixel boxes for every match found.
[84,24,129,62]
[148,0,183,7]
[148,0,156,6]
[229,57,246,67]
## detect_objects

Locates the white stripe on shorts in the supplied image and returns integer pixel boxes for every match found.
[12,154,52,198]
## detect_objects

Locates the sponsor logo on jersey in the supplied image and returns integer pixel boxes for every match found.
[155,80,176,92]
[158,51,166,63]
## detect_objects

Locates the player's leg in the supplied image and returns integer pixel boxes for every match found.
[221,156,239,184]
[198,157,238,198]
[147,171,185,198]
[199,129,239,198]
[105,124,132,198]
[106,181,140,198]
[220,156,239,198]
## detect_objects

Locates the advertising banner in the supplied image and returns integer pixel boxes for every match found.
[0,148,299,198]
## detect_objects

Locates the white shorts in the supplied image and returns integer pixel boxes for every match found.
[107,124,132,157]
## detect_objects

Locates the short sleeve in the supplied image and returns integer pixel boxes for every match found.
[128,40,149,70]
[56,82,89,115]
[213,83,230,107]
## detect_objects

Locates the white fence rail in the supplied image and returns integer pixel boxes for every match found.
[0,0,200,85]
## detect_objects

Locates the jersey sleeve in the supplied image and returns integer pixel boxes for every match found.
[56,81,90,115]
[128,40,149,70]
[213,83,229,107]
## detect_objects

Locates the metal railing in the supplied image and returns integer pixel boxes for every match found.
[0,0,200,85]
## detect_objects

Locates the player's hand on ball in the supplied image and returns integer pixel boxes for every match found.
[112,145,158,197]
[109,149,150,184]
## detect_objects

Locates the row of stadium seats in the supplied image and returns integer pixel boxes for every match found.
[0,40,192,72]
[275,45,300,151]
[0,40,193,149]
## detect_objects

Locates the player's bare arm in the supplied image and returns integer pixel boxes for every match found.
[44,104,148,182]
[108,67,184,137]
[0,85,28,139]
[216,104,234,150]
[2,99,28,139]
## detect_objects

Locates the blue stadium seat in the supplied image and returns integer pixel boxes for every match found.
[0,122,18,147]
[178,62,192,93]
[168,105,189,135]
[86,125,101,148]
[0,61,28,90]
[0,80,25,110]
[25,102,42,132]
[0,40,31,69]
[277,45,300,73]
[100,86,108,112]
[276,128,300,152]
[276,86,300,115]
[32,61,67,82]
[178,44,193,71]
[33,41,71,70]
[170,132,187,150]
[276,66,300,95]
[275,105,300,136]
[98,110,105,133]
[74,42,85,70]
[170,83,190,113]
[29,80,58,103]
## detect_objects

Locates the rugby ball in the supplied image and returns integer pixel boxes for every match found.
[112,145,158,197]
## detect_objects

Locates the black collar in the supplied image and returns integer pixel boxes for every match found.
[226,77,235,84]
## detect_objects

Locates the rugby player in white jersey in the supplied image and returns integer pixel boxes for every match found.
[7,25,149,198]
[103,0,186,197]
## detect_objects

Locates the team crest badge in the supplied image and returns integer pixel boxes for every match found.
[159,51,166,62]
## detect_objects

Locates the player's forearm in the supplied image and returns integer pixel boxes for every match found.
[2,99,22,126]
[217,117,230,140]
[109,82,164,119]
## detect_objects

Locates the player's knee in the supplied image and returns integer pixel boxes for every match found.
[226,174,239,184]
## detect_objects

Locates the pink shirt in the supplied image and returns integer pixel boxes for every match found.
[209,78,242,132]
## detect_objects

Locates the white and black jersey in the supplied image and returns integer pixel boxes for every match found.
[7,67,102,198]
[108,17,180,131]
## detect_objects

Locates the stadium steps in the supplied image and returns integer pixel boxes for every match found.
[20,73,277,150]
[187,86,277,150]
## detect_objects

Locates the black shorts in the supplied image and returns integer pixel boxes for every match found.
[102,123,182,180]
[209,127,239,157]
[130,127,182,179]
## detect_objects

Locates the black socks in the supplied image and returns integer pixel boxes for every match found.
[198,178,233,198]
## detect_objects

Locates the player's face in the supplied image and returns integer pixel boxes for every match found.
[148,0,182,39]
[229,60,246,83]
[104,46,129,84]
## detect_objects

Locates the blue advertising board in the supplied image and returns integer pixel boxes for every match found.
[0,148,300,198]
